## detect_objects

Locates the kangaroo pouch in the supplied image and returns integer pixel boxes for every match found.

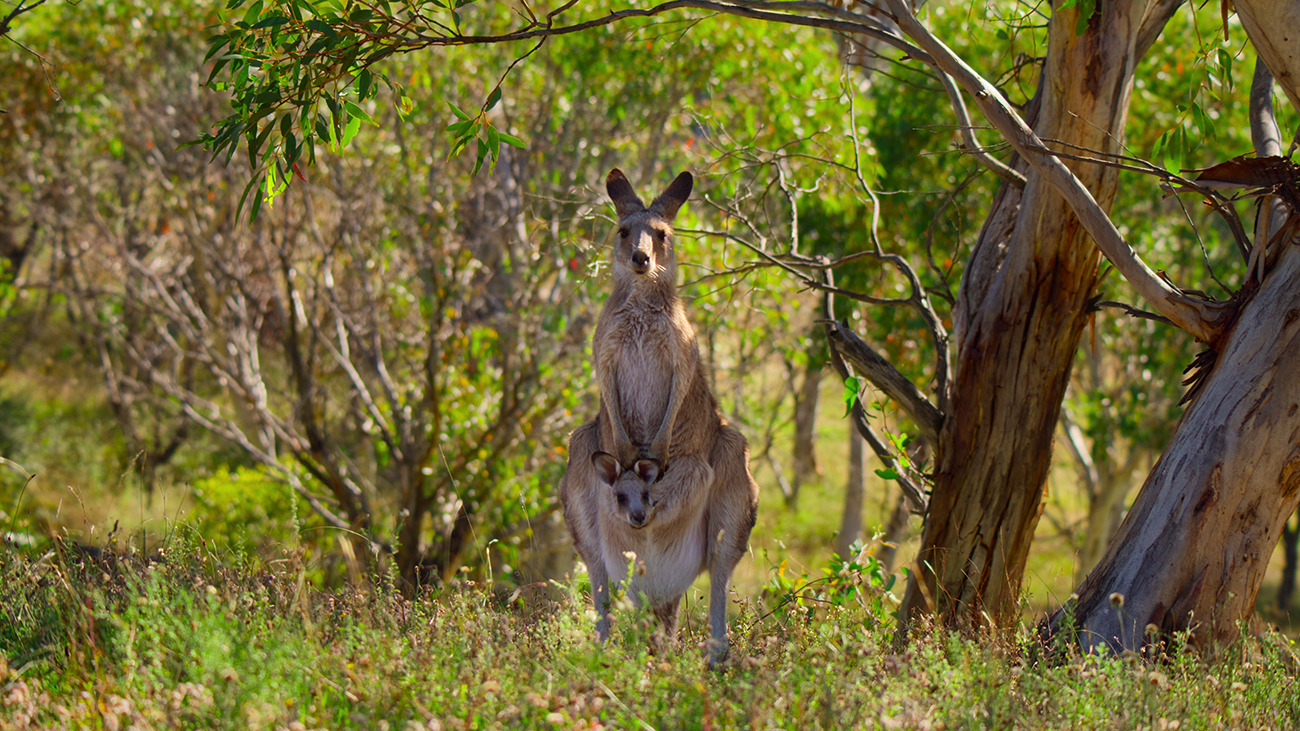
[601,517,708,605]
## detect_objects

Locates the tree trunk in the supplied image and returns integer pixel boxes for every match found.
[1060,401,1145,585]
[835,428,866,558]
[900,0,1152,629]
[1075,471,1131,587]
[877,491,910,573]
[1279,510,1299,612]
[1046,245,1300,652]
[791,348,823,501]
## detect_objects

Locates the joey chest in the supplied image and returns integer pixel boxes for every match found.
[598,511,707,603]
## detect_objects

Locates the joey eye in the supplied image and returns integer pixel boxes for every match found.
[641,491,650,503]
[618,228,629,238]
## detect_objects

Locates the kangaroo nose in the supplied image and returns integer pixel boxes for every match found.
[629,511,646,528]
[630,250,650,271]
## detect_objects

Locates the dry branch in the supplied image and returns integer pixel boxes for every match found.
[825,321,942,445]
[882,0,1231,343]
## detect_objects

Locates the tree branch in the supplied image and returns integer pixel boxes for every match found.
[882,0,1231,343]
[932,69,1025,188]
[822,299,928,514]
[825,319,942,445]
[1248,59,1290,282]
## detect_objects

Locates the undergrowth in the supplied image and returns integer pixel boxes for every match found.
[1,536,1298,730]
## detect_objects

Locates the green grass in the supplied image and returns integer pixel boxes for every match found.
[3,538,1299,730]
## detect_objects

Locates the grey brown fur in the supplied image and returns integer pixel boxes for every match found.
[559,169,759,664]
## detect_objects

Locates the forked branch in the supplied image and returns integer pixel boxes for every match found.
[882,0,1231,343]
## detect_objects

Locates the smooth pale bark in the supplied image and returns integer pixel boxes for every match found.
[900,1,1147,628]
[1046,0,1300,651]
[1051,244,1300,651]
[1235,0,1300,111]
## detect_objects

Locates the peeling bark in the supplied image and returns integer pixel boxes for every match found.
[900,0,1152,629]
[1049,245,1300,652]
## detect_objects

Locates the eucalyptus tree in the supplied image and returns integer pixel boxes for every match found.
[200,0,1300,650]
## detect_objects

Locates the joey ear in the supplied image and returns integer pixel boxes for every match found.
[606,168,645,219]
[648,171,693,221]
[592,451,621,486]
[632,458,661,484]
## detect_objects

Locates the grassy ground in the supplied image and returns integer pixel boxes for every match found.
[3,539,1300,730]
[7,368,1300,728]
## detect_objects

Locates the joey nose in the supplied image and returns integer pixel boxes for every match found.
[630,249,651,272]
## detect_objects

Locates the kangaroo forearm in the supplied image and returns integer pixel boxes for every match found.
[599,376,638,459]
[651,374,685,460]
[650,456,713,524]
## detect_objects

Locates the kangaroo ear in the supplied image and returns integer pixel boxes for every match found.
[648,171,693,221]
[606,169,645,219]
[592,451,622,486]
[633,458,661,484]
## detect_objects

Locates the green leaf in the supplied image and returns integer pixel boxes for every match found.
[284,131,299,165]
[497,132,525,149]
[448,101,472,121]
[241,0,263,23]
[841,375,862,417]
[484,86,502,112]
[874,467,900,481]
[473,138,488,175]
[1151,130,1169,163]
[203,34,231,63]
[305,18,339,38]
[314,115,330,146]
[1217,48,1234,91]
[445,119,475,136]
[357,69,373,99]
[342,113,362,147]
[486,124,500,163]
[249,120,275,162]
[251,15,290,29]
[1164,127,1184,173]
[343,100,374,126]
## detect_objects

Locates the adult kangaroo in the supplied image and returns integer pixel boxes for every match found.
[559,168,759,665]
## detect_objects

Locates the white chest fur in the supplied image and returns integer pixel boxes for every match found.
[600,514,707,605]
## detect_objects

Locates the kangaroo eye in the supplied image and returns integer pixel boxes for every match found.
[616,493,627,506]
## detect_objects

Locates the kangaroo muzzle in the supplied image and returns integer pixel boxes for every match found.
[630,246,652,274]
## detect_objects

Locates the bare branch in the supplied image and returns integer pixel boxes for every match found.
[822,295,928,514]
[825,319,942,445]
[1134,0,1185,61]
[395,0,929,59]
[1091,299,1174,326]
[932,70,1025,188]
[883,0,1230,343]
[1249,60,1290,282]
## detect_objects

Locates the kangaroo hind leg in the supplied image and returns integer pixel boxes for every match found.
[703,424,759,665]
